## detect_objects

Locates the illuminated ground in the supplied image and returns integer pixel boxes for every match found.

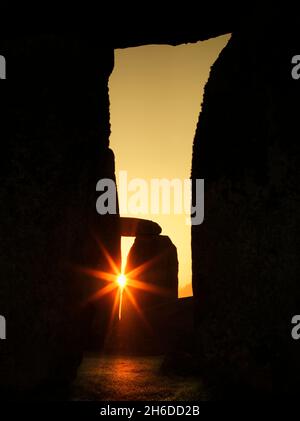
[71,354,206,401]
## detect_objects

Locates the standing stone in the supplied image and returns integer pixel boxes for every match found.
[192,26,300,396]
[115,235,178,354]
[0,35,120,394]
[125,235,178,308]
[120,217,162,237]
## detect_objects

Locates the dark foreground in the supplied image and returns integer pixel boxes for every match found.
[71,354,206,401]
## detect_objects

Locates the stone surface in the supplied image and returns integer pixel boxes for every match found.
[0,35,120,392]
[120,217,162,237]
[191,23,300,396]
[112,235,178,353]
[125,235,178,307]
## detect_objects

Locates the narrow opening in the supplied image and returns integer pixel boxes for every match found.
[109,36,230,298]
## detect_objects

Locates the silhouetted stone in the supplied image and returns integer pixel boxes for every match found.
[0,5,298,400]
[120,217,162,237]
[0,36,120,392]
[111,235,178,354]
[191,23,300,396]
[125,235,178,306]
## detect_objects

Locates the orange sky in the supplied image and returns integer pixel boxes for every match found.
[109,35,231,297]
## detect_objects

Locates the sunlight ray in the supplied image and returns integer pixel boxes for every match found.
[85,282,118,305]
[125,288,152,332]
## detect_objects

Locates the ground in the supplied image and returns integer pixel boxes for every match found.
[71,354,206,401]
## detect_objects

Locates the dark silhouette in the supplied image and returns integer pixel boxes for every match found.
[0,4,299,400]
